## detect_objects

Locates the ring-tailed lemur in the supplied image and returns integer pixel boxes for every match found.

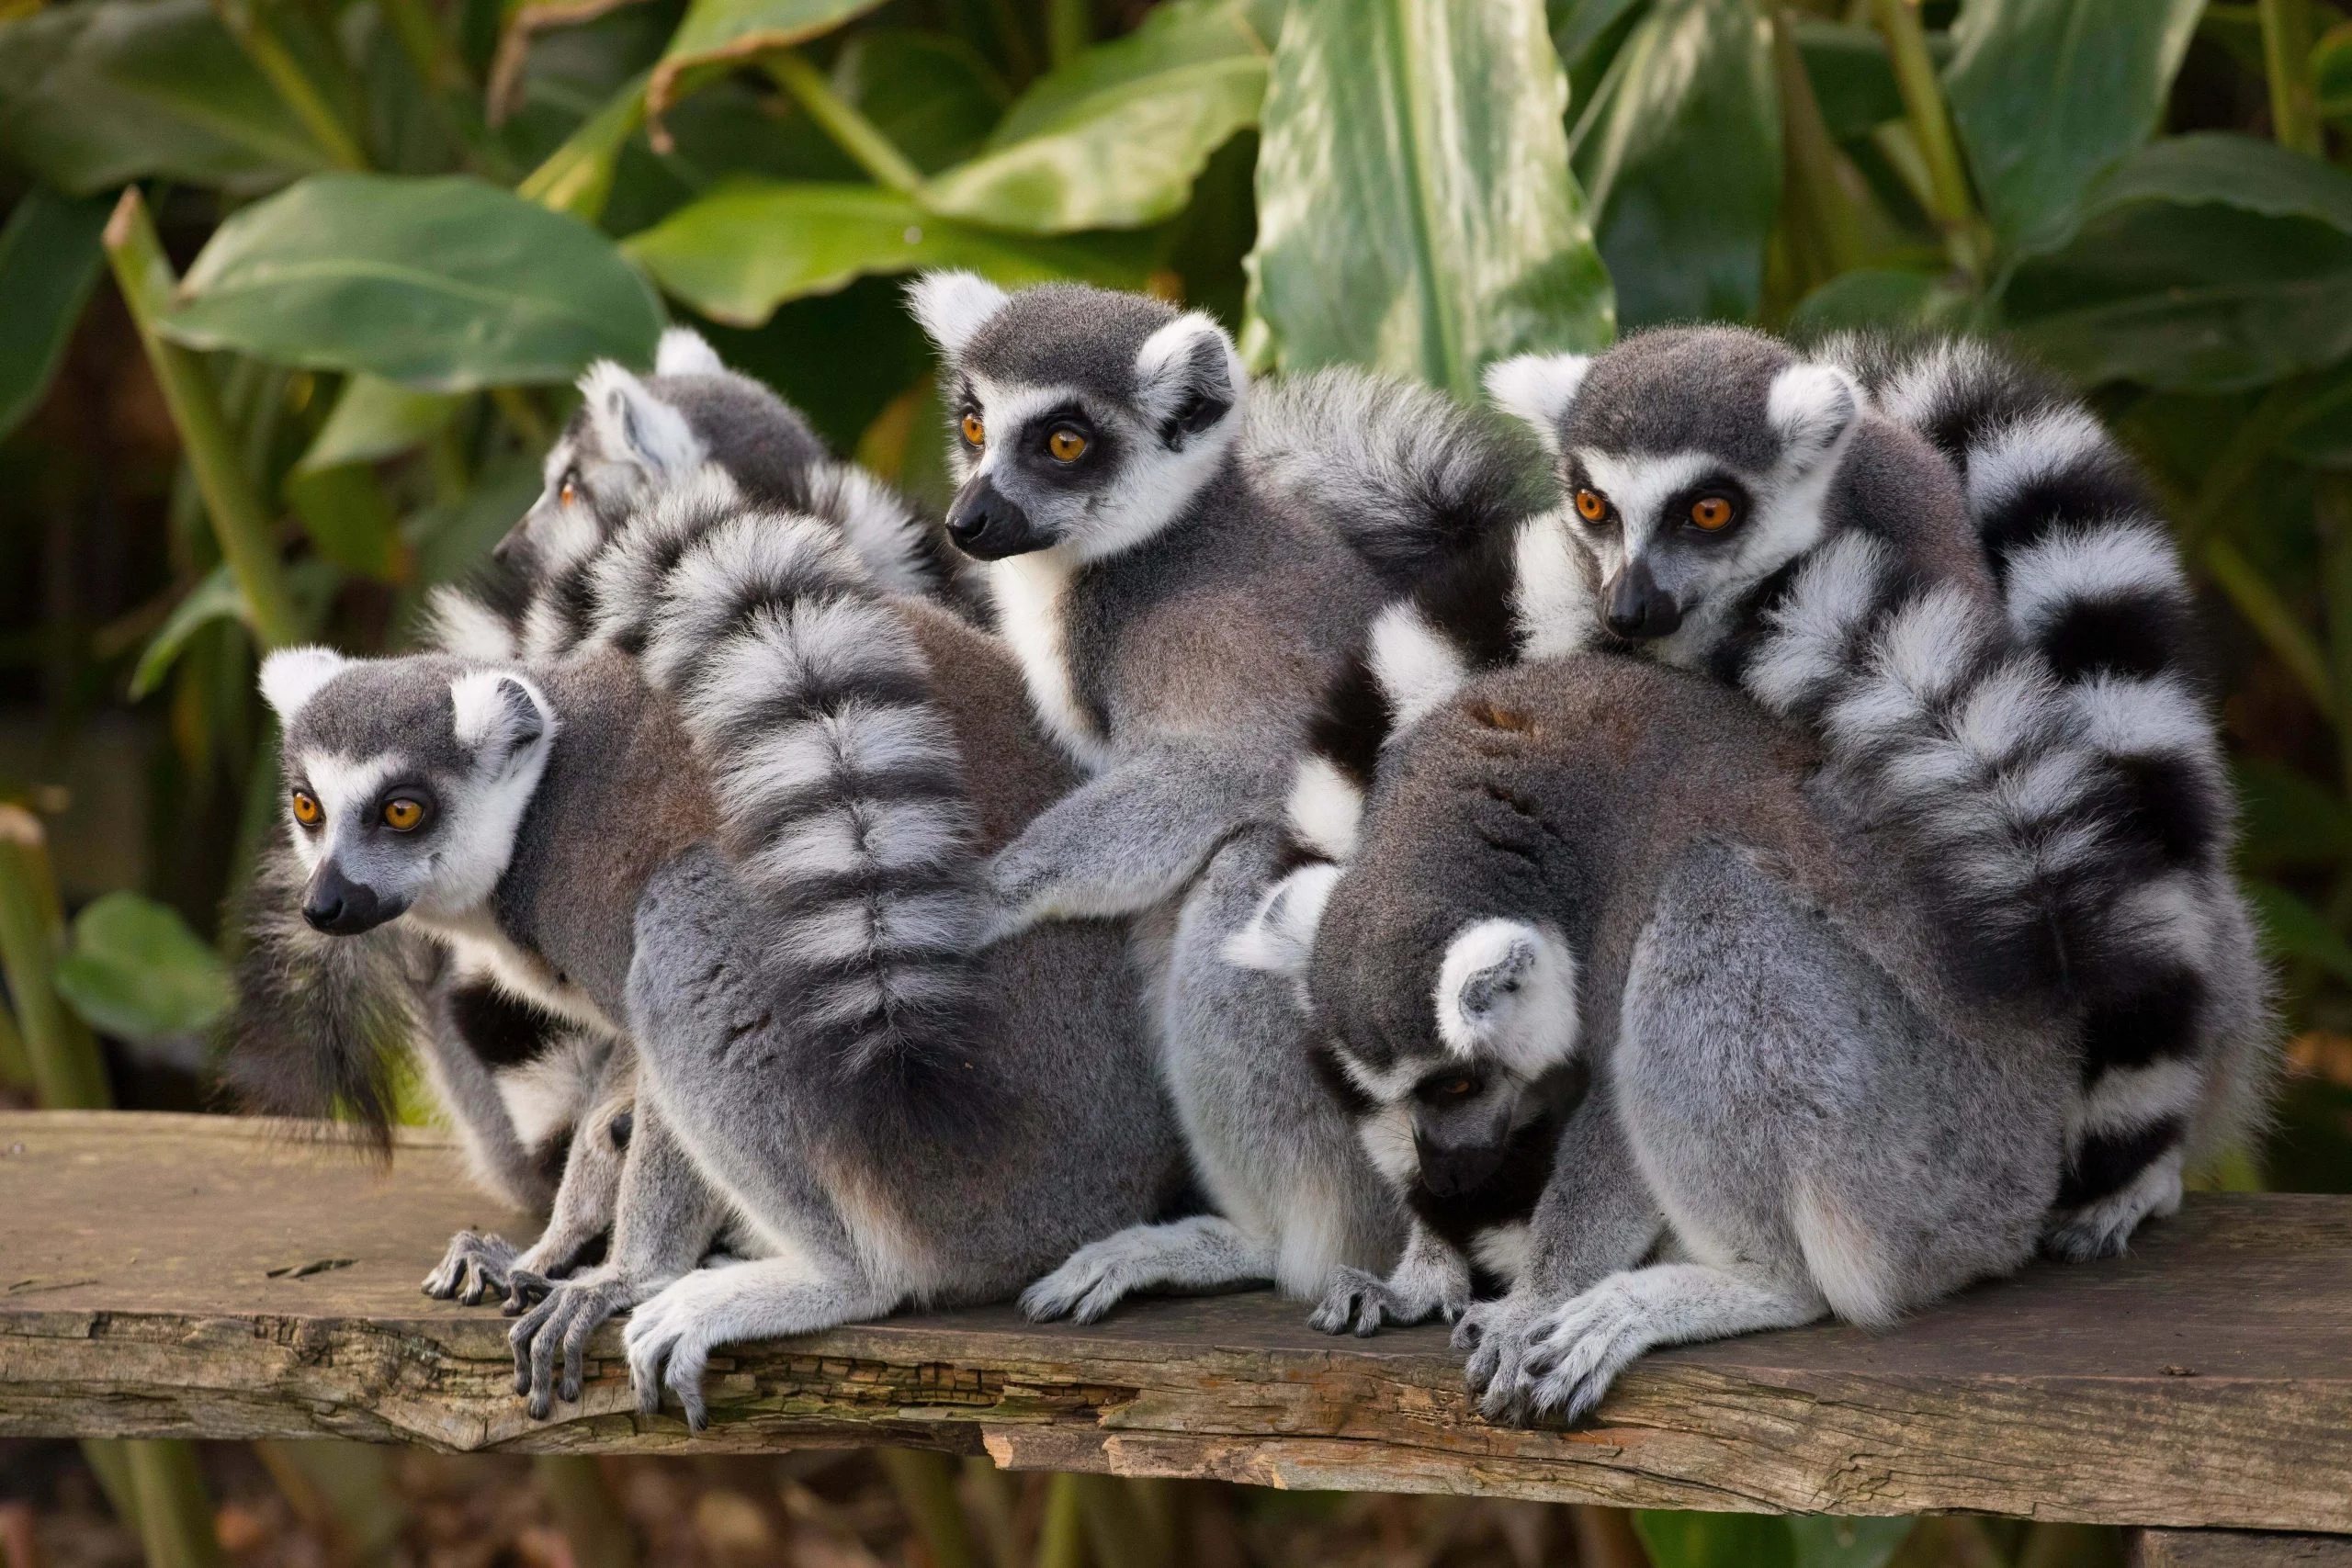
[1238,653,2078,1425]
[254,472,1186,1427]
[223,328,963,1308]
[1275,326,2271,1264]
[904,272,1543,1319]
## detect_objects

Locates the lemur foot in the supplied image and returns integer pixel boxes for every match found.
[622,1271,736,1433]
[2043,1156,2183,1262]
[1453,1297,1542,1421]
[423,1231,519,1306]
[1510,1278,1653,1427]
[1018,1234,1159,1325]
[1307,1266,1446,1337]
[507,1267,631,1420]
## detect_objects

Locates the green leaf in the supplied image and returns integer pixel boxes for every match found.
[0,0,328,195]
[2235,758,2352,874]
[130,566,246,701]
[1247,0,1613,397]
[2317,21,2352,119]
[833,31,1007,176]
[1551,0,1649,75]
[1571,0,1780,329]
[1634,1512,1796,1568]
[648,0,883,125]
[1793,20,1952,141]
[1786,1517,1917,1568]
[51,892,234,1043]
[1787,265,1970,338]
[0,187,109,441]
[299,375,463,471]
[161,174,666,391]
[2248,878,2352,987]
[1942,0,2203,261]
[622,180,1156,326]
[286,464,409,581]
[919,0,1270,234]
[515,69,651,223]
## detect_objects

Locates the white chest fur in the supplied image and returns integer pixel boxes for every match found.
[989,551,1114,772]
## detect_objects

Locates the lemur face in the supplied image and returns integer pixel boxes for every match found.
[1230,865,1581,1198]
[258,649,557,934]
[1487,326,1861,667]
[908,272,1247,564]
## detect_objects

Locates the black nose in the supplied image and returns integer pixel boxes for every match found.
[1416,1135,1507,1198]
[1603,560,1682,639]
[302,865,393,935]
[944,475,1045,560]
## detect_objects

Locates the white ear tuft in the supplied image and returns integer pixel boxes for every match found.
[1134,311,1243,442]
[449,670,555,767]
[1285,756,1364,863]
[581,361,706,479]
[907,270,1011,361]
[259,647,350,727]
[1224,862,1344,983]
[1484,354,1592,456]
[1433,917,1578,1075]
[1768,362,1861,464]
[654,327,726,378]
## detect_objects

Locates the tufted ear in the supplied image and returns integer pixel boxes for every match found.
[581,361,706,479]
[1134,311,1243,447]
[1768,361,1861,467]
[1224,861,1343,982]
[259,647,351,727]
[907,270,1011,361]
[1484,354,1593,457]
[654,326,726,378]
[1433,918,1579,1076]
[448,670,555,773]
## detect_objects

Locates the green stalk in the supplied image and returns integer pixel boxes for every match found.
[377,0,469,92]
[1046,0,1091,67]
[763,51,926,194]
[2261,0,2325,156]
[1868,0,1986,278]
[212,0,368,170]
[104,190,302,651]
[0,806,110,1110]
[961,1457,1021,1568]
[534,1456,638,1568]
[984,0,1039,87]
[2206,536,2336,719]
[1034,1475,1085,1568]
[518,71,651,222]
[127,1443,226,1568]
[82,1439,141,1529]
[876,1450,978,1568]
[0,961,28,1086]
[1072,1475,1168,1568]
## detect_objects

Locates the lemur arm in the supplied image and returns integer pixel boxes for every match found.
[413,974,553,1217]
[984,739,1287,939]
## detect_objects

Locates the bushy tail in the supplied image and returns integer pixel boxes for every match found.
[1246,367,1550,588]
[582,474,996,1145]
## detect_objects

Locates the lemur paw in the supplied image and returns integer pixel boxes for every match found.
[423,1231,519,1306]
[507,1268,628,1420]
[623,1276,724,1433]
[1020,1235,1151,1325]
[1307,1266,1442,1337]
[1453,1299,1540,1418]
[1510,1279,1651,1427]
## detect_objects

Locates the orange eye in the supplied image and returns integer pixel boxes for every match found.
[1574,488,1608,523]
[290,791,322,827]
[1690,496,1735,531]
[381,798,425,831]
[959,412,985,446]
[1046,426,1089,462]
[559,478,579,506]
[1436,1076,1476,1098]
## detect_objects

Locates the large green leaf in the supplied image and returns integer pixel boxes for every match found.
[1247,0,1613,397]
[0,0,327,194]
[1571,0,1779,328]
[1943,0,2202,261]
[623,180,1155,326]
[1792,20,1951,141]
[647,0,882,125]
[2004,134,2352,392]
[834,31,1007,176]
[299,375,463,471]
[161,174,665,391]
[0,188,109,441]
[921,0,1270,234]
[51,892,234,1043]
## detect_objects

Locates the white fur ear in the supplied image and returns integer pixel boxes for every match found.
[1768,362,1861,464]
[1285,756,1364,863]
[1434,918,1578,1075]
[907,270,1010,361]
[1224,862,1343,982]
[1484,354,1592,456]
[654,326,726,378]
[448,670,555,767]
[259,647,350,727]
[581,361,706,479]
[1134,311,1244,442]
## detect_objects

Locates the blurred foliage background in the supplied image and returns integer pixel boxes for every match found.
[0,0,2346,1563]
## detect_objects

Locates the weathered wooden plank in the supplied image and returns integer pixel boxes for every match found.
[2131,1530,2352,1566]
[3,1111,2350,1532]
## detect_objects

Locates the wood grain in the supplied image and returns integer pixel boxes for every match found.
[4,1111,2350,1531]
[2131,1529,2352,1566]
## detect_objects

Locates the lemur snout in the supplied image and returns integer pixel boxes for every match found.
[303,863,398,935]
[1416,1133,1507,1197]
[1604,560,1682,639]
[945,474,1046,560]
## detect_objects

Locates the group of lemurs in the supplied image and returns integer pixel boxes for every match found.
[225,276,2274,1430]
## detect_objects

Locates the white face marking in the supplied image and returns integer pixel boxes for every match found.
[1433,918,1578,1077]
[285,751,401,874]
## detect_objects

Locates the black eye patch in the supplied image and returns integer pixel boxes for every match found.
[1667,475,1753,536]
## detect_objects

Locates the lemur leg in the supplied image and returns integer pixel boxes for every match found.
[1310,1219,1472,1337]
[626,1254,888,1432]
[1508,1264,1825,1427]
[984,742,1283,940]
[414,974,554,1222]
[507,1097,724,1419]
[1021,1215,1276,1324]
[506,1047,639,1288]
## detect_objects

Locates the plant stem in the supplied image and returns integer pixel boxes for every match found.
[961,1456,1021,1568]
[0,969,29,1088]
[877,1450,978,1568]
[1868,0,1985,278]
[984,0,1039,87]
[1046,0,1091,67]
[2261,0,2325,156]
[212,0,369,170]
[2206,535,2336,719]
[127,1442,226,1568]
[1034,1475,1085,1568]
[518,70,651,222]
[103,190,303,651]
[534,1456,638,1568]
[763,51,926,194]
[254,1442,403,1567]
[0,806,111,1110]
[1073,1475,1169,1568]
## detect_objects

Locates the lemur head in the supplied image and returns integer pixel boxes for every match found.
[1486,326,1862,667]
[259,648,557,935]
[908,271,1248,563]
[1229,853,1581,1200]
